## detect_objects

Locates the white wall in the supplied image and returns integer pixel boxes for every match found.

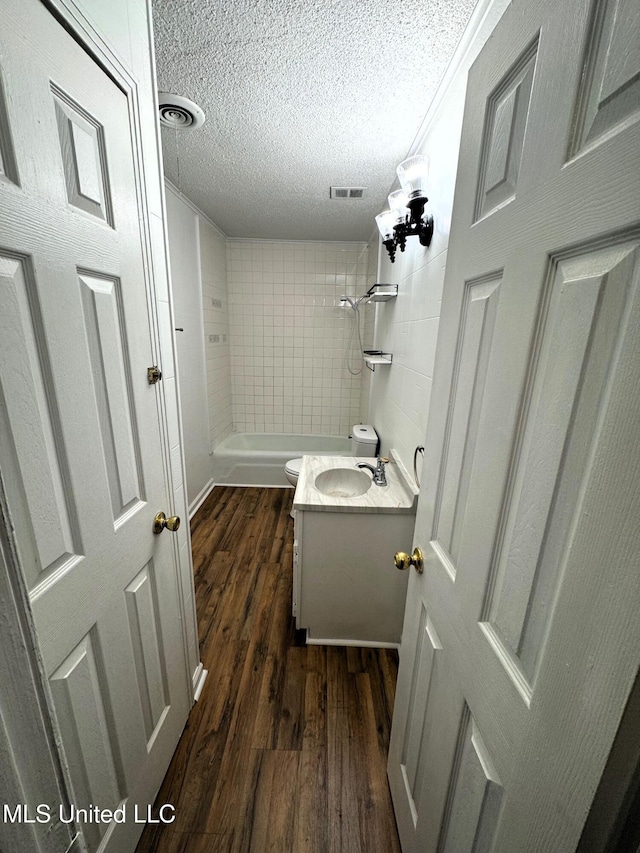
[163,187,233,507]
[227,240,369,435]
[367,0,511,477]
[200,219,233,449]
[165,187,212,509]
[368,203,450,474]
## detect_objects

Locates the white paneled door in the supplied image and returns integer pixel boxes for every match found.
[0,2,190,851]
[388,0,640,850]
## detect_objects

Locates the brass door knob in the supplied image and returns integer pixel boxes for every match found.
[394,547,424,573]
[153,512,181,534]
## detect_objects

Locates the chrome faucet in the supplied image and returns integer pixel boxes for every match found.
[356,456,388,486]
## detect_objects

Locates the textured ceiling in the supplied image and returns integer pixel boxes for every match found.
[152,0,478,241]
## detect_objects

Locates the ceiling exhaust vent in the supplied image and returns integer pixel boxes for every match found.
[330,186,367,200]
[158,93,206,130]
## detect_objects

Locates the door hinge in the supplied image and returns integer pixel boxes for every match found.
[147,365,162,385]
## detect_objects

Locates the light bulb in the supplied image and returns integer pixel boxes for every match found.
[375,210,397,240]
[388,190,409,223]
[396,155,429,200]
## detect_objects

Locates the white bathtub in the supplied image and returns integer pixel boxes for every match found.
[211,432,352,487]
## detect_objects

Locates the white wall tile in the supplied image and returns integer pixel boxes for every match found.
[403,369,432,435]
[408,318,439,377]
[411,249,446,320]
[226,240,368,435]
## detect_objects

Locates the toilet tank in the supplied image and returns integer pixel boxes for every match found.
[351,424,378,457]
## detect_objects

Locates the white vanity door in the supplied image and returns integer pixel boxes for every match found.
[298,509,412,646]
[388,0,640,849]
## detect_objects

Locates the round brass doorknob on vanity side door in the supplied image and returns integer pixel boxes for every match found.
[153,512,181,534]
[394,547,424,573]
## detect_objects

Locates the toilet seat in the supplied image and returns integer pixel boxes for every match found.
[285,458,303,478]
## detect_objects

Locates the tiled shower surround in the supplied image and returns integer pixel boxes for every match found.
[227,240,369,435]
[359,237,378,423]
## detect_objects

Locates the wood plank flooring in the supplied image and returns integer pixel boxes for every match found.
[136,486,401,853]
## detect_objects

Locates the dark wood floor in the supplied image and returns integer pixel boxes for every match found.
[136,486,401,853]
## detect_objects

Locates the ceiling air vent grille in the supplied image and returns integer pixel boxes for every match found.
[330,186,367,199]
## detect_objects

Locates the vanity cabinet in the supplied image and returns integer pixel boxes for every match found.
[293,508,414,646]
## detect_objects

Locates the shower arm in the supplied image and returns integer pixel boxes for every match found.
[339,295,367,310]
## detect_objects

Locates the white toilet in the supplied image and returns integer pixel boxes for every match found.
[284,424,379,488]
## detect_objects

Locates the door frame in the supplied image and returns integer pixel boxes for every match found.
[0,2,196,848]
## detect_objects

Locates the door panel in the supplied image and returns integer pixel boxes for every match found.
[125,561,171,743]
[0,252,82,592]
[569,0,640,155]
[79,270,144,521]
[0,70,18,183]
[398,606,442,825]
[0,2,190,850]
[474,41,538,221]
[50,631,125,852]
[486,241,638,683]
[439,708,504,853]
[432,273,502,571]
[52,86,114,224]
[388,0,640,849]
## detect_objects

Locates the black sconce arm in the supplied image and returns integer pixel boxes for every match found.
[384,208,434,262]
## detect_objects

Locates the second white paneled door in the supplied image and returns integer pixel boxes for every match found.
[388,0,640,850]
[0,2,190,851]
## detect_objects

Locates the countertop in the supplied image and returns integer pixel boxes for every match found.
[293,450,418,514]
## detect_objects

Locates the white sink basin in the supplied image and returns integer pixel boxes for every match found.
[314,467,372,498]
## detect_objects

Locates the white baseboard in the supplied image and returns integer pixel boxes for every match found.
[306,636,400,649]
[212,482,292,489]
[192,663,208,702]
[188,478,215,519]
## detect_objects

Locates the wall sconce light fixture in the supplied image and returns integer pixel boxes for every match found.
[375,155,434,263]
